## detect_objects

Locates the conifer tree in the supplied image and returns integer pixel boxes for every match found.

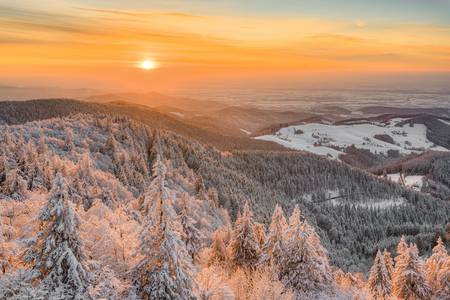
[395,236,408,261]
[367,250,392,300]
[260,204,287,266]
[0,220,8,275]
[253,222,266,247]
[208,227,231,267]
[2,169,27,200]
[63,127,74,151]
[425,237,450,298]
[383,249,394,280]
[277,205,332,292]
[26,173,88,298]
[140,153,168,215]
[131,185,197,300]
[180,195,204,261]
[228,202,261,269]
[393,243,431,300]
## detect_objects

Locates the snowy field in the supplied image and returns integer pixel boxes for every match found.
[386,173,425,191]
[256,118,448,159]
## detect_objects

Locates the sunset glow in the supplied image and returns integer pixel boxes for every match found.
[139,60,157,70]
[0,1,449,90]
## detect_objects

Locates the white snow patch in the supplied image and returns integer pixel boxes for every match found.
[256,118,448,159]
[240,128,251,135]
[330,197,405,209]
[350,110,364,115]
[386,173,424,191]
[169,111,185,118]
[439,119,450,126]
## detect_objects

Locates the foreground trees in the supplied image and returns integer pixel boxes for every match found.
[367,250,392,300]
[207,203,334,298]
[366,235,448,300]
[228,202,261,269]
[131,155,197,300]
[425,238,450,299]
[25,173,89,298]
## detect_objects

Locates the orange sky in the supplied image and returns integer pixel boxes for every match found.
[1,2,450,91]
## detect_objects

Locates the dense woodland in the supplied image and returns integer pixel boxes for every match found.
[0,108,449,299]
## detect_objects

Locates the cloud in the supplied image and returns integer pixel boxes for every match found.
[0,5,93,34]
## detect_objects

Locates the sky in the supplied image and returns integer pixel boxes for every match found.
[1,0,450,91]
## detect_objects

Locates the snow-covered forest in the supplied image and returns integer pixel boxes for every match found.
[0,113,449,299]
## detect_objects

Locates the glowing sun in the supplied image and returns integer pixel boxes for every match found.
[139,59,157,70]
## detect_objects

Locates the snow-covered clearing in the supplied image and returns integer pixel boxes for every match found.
[386,173,424,191]
[329,197,405,209]
[256,118,447,159]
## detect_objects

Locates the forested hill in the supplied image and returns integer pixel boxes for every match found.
[157,128,450,272]
[0,99,286,151]
[0,108,448,273]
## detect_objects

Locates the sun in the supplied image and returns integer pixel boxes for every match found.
[139,59,157,70]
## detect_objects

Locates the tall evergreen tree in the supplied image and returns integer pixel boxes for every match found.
[393,243,431,300]
[425,238,450,298]
[26,173,88,298]
[260,204,287,266]
[228,202,261,269]
[131,189,197,300]
[208,227,231,267]
[0,220,8,275]
[383,249,394,281]
[367,250,392,300]
[180,195,204,261]
[140,153,168,215]
[277,205,332,292]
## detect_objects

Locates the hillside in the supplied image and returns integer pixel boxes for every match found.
[1,102,448,272]
[0,101,449,299]
[256,115,450,159]
[0,99,286,152]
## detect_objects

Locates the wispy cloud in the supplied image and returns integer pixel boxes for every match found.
[0,1,449,87]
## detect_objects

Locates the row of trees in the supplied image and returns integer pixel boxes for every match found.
[367,236,449,299]
[206,202,334,297]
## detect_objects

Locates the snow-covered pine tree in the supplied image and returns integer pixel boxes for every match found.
[73,152,98,209]
[140,152,168,215]
[260,204,287,266]
[383,249,394,281]
[367,250,392,300]
[208,227,231,267]
[395,235,408,262]
[63,127,74,152]
[131,186,197,300]
[434,257,450,299]
[253,222,266,248]
[2,169,27,200]
[276,205,332,293]
[425,237,450,298]
[0,219,8,275]
[25,173,89,298]
[392,243,431,300]
[180,195,204,261]
[228,202,261,269]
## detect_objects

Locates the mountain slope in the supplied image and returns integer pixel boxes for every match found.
[0,100,448,273]
[0,99,286,152]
